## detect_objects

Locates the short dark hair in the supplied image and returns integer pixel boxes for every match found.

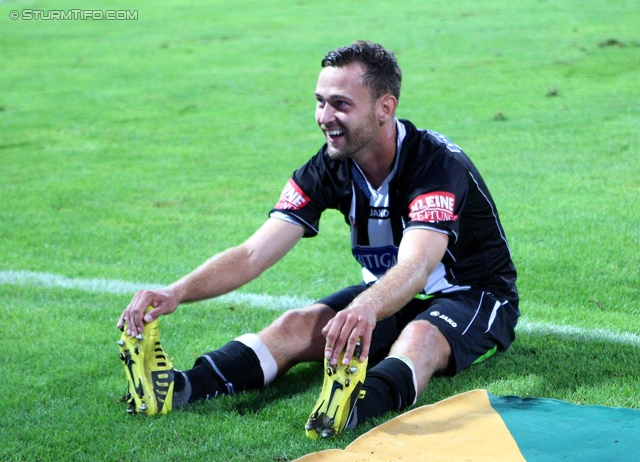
[321,40,402,101]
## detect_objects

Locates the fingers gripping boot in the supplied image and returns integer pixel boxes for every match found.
[118,309,174,416]
[305,342,368,439]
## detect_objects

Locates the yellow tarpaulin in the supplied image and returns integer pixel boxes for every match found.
[294,389,525,462]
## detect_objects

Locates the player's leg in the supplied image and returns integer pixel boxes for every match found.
[347,291,519,427]
[181,285,379,419]
[386,319,451,394]
[172,303,336,407]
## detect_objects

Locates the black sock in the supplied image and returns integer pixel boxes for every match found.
[172,371,191,408]
[348,357,416,428]
[184,341,264,403]
[174,370,185,392]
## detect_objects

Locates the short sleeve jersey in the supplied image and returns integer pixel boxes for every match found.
[270,119,517,299]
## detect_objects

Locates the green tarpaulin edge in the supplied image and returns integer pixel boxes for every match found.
[489,393,640,461]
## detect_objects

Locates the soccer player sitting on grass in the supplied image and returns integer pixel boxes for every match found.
[116,40,519,439]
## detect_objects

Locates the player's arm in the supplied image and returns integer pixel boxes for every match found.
[118,218,304,337]
[322,228,449,366]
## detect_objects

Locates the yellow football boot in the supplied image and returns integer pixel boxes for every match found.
[305,341,368,439]
[117,308,174,415]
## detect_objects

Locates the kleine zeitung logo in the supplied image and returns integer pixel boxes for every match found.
[275,179,310,210]
[409,192,458,223]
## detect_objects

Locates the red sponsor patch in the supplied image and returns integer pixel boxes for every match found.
[275,179,310,210]
[408,192,458,223]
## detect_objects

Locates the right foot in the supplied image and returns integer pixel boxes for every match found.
[117,309,175,415]
[305,341,368,439]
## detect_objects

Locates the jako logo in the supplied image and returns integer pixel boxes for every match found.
[369,207,390,219]
[430,311,457,328]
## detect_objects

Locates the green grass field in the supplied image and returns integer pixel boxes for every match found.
[1,0,639,460]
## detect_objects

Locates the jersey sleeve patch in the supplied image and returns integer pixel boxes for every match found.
[275,179,310,210]
[409,192,458,223]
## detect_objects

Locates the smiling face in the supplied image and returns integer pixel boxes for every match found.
[315,63,381,161]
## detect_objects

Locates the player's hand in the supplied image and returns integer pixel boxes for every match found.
[322,305,375,366]
[116,289,179,337]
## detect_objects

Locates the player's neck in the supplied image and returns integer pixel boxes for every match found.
[354,120,397,189]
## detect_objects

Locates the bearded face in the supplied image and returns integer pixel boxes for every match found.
[315,63,381,161]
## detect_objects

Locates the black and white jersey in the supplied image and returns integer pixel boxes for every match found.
[270,119,517,299]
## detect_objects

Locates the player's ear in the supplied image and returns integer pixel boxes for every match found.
[377,94,398,123]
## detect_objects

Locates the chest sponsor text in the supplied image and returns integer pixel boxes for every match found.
[352,245,398,276]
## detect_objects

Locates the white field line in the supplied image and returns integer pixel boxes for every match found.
[0,270,313,311]
[516,320,640,346]
[2,270,639,346]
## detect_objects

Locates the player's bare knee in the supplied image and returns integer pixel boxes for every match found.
[268,304,332,342]
[268,309,305,340]
[405,319,439,338]
[392,320,451,361]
